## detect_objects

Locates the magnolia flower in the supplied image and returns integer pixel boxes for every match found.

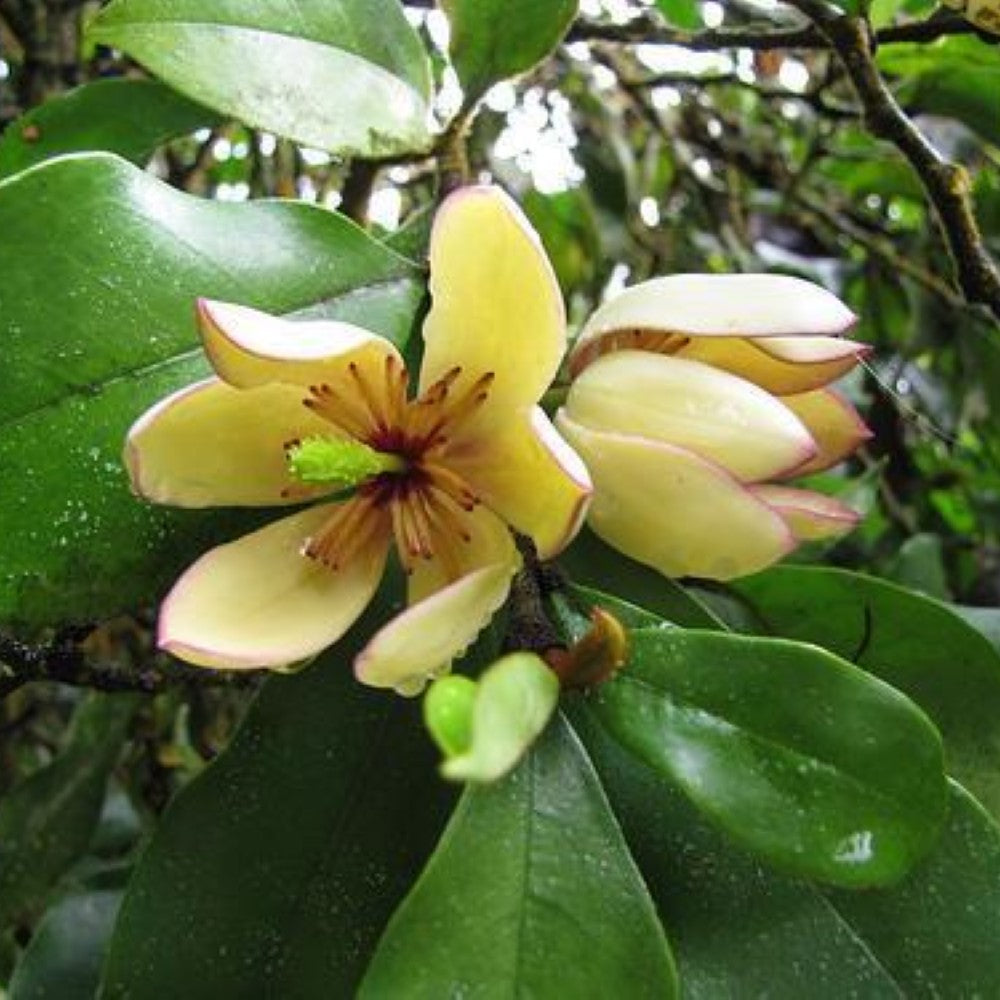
[556,274,870,581]
[125,186,591,694]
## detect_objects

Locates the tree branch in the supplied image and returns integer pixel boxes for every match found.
[783,0,1000,323]
[568,10,977,51]
[1,627,264,699]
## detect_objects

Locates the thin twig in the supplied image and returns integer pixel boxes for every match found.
[568,10,977,50]
[1,629,264,698]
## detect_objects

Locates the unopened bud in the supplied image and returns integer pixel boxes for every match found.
[424,675,477,757]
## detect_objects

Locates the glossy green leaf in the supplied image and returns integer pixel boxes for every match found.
[824,781,1000,996]
[735,565,1000,820]
[438,652,559,784]
[99,594,455,1000]
[592,628,947,887]
[569,701,905,997]
[360,714,678,998]
[89,0,431,156]
[0,80,217,178]
[0,694,138,930]
[877,36,1000,146]
[0,154,418,422]
[9,890,122,1000]
[441,0,578,104]
[0,153,422,633]
[573,701,1000,997]
[561,528,724,629]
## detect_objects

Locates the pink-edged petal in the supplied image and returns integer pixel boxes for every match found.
[159,503,390,670]
[556,412,795,581]
[676,335,870,396]
[564,350,816,482]
[446,407,591,559]
[777,388,872,477]
[355,561,520,696]
[569,273,857,374]
[196,298,403,392]
[125,377,334,507]
[752,485,860,541]
[419,186,565,423]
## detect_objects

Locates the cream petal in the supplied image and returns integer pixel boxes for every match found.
[569,273,857,373]
[407,502,519,604]
[752,485,860,541]
[125,377,335,507]
[197,299,403,397]
[419,186,565,423]
[355,561,519,696]
[675,336,869,396]
[445,408,591,559]
[556,412,795,581]
[159,503,390,670]
[777,388,872,476]
[564,350,816,482]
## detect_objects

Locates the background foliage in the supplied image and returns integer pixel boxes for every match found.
[1,0,999,996]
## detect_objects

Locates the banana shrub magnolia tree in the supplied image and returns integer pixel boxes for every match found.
[1,1,999,998]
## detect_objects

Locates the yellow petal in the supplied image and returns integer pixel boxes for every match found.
[565,350,816,482]
[125,377,334,507]
[419,186,565,423]
[197,298,402,393]
[355,561,519,696]
[556,412,795,581]
[446,407,591,559]
[752,485,860,541]
[159,504,390,670]
[777,388,872,476]
[569,273,857,374]
[409,502,519,604]
[676,335,868,395]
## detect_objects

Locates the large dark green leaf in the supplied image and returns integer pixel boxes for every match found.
[9,890,122,1000]
[441,0,578,104]
[0,154,418,422]
[0,153,422,632]
[89,0,431,156]
[99,595,455,1000]
[569,701,904,997]
[825,781,1000,996]
[0,694,138,930]
[360,714,678,998]
[573,701,1000,997]
[592,628,947,887]
[734,566,1000,820]
[0,80,217,178]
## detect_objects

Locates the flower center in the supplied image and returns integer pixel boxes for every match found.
[296,355,496,575]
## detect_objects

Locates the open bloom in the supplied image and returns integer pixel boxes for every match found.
[125,186,591,694]
[556,274,870,581]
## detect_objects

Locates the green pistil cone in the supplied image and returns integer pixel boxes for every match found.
[287,436,403,487]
